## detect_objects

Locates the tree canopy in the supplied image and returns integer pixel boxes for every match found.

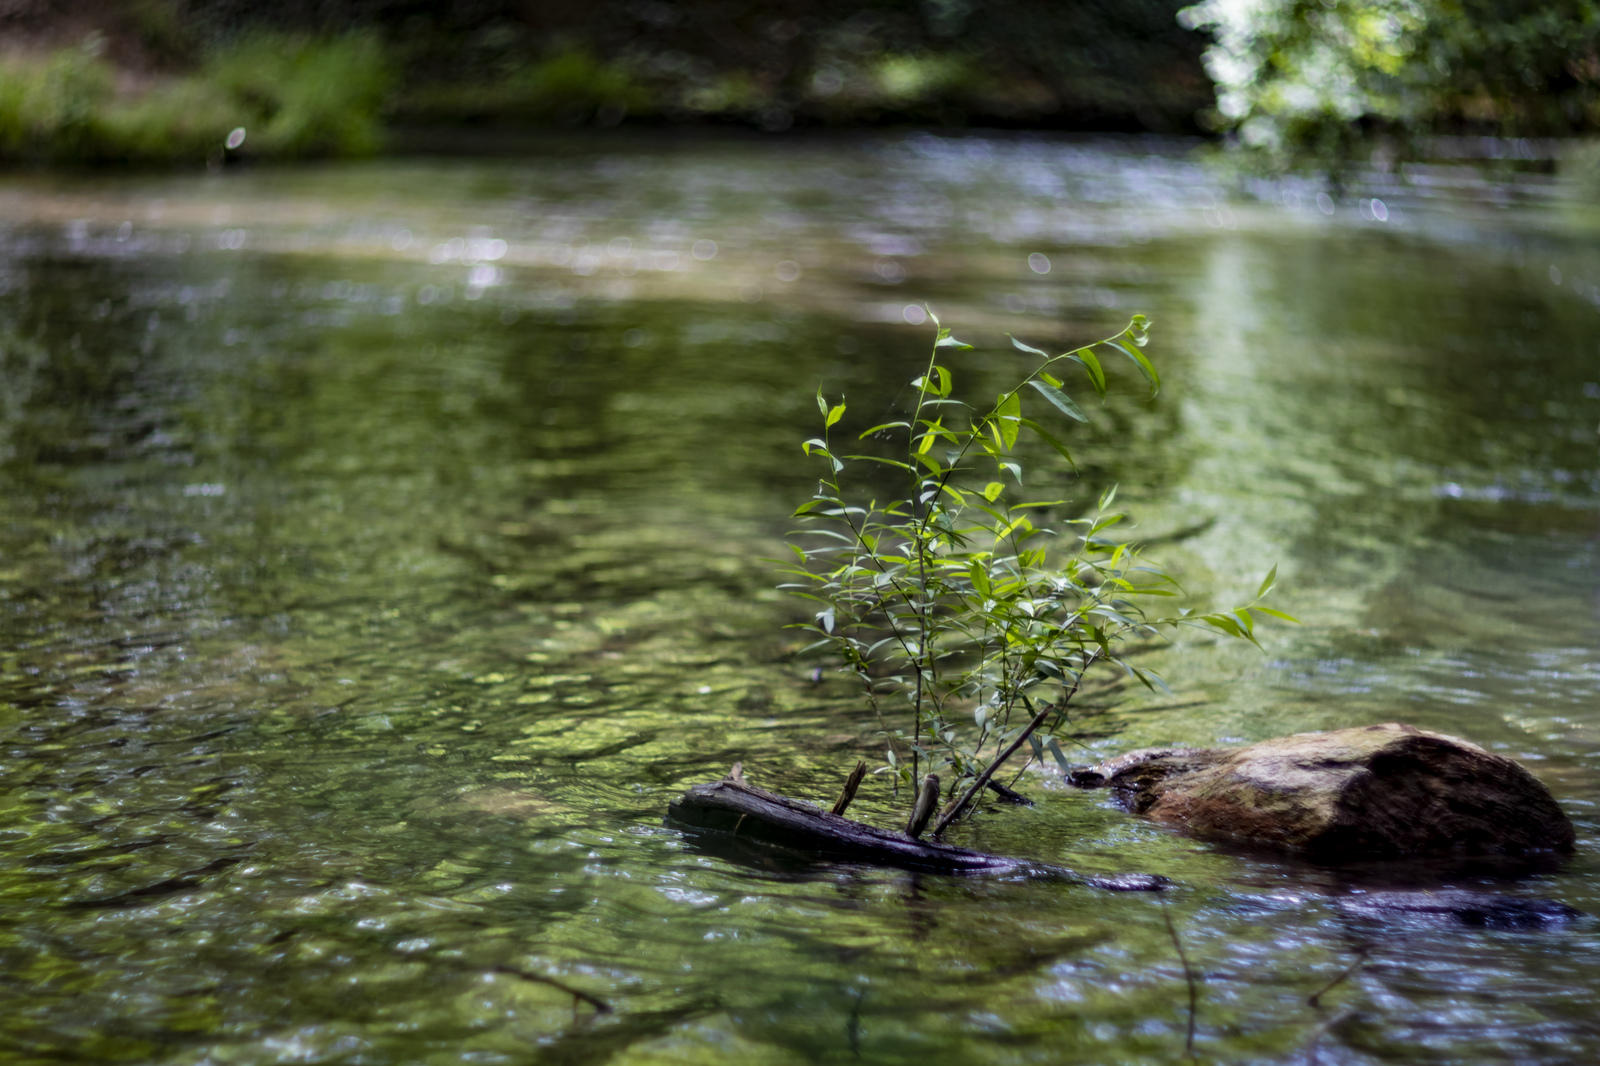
[1182,0,1600,162]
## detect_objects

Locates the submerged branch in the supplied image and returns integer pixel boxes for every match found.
[931,650,1100,836]
[667,778,1165,890]
[1160,897,1200,1059]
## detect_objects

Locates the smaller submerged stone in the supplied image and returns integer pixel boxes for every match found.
[1068,723,1575,861]
[1336,890,1582,929]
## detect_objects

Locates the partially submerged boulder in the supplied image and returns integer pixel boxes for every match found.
[1068,723,1574,861]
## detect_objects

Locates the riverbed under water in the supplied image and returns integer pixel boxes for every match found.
[2,132,1599,1064]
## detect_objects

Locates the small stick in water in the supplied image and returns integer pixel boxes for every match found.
[905,773,941,839]
[1307,947,1369,1007]
[831,761,868,816]
[1160,896,1199,1058]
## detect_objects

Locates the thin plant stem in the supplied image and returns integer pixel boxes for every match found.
[930,649,1100,836]
[905,336,945,789]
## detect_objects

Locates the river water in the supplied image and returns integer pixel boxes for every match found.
[1,132,1598,1064]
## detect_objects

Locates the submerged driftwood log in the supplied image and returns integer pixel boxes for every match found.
[1068,723,1575,861]
[666,778,1166,891]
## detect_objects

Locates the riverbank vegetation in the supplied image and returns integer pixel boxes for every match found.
[0,0,1209,164]
[2,0,1596,171]
[0,31,390,163]
[1181,0,1600,170]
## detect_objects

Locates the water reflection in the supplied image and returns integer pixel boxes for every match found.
[0,134,1597,1063]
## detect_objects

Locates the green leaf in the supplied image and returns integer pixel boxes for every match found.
[826,402,847,428]
[1088,512,1124,536]
[842,454,917,472]
[1067,348,1106,399]
[1027,380,1089,423]
[1126,665,1173,697]
[1018,419,1076,472]
[1109,340,1160,396]
[1256,563,1278,601]
[994,391,1022,450]
[1251,606,1301,623]
[935,333,972,350]
[998,514,1033,540]
[1009,335,1050,358]
[1044,737,1071,771]
[1203,613,1244,638]
[982,481,1005,502]
[858,421,910,439]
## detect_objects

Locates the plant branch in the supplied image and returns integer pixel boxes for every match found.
[931,649,1100,836]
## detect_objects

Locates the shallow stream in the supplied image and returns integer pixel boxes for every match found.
[2,133,1599,1064]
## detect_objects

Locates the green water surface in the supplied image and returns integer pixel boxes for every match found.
[1,134,1598,1064]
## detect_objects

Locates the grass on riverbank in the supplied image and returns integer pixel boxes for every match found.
[0,32,1127,166]
[0,34,390,164]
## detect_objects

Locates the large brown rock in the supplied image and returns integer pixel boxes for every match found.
[1067,723,1574,861]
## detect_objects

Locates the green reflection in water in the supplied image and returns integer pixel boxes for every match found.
[1,139,1599,1064]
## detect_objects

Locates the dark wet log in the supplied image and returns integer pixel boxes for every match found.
[666,779,1166,891]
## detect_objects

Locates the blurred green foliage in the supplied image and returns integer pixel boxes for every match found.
[0,32,389,163]
[0,41,117,161]
[203,33,391,157]
[5,0,1600,166]
[0,0,1216,163]
[1182,0,1600,167]
[397,49,646,126]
